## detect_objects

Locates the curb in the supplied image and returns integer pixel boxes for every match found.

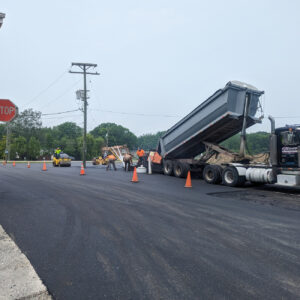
[0,225,52,300]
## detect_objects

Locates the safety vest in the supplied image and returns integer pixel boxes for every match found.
[137,149,145,157]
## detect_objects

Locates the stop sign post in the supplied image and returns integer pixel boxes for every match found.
[0,99,18,161]
[0,99,18,122]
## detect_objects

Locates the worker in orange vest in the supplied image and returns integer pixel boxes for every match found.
[136,147,145,166]
[106,154,117,171]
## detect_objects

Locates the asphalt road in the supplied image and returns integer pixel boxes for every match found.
[0,162,300,299]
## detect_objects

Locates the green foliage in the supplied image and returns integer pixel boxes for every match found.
[137,131,166,150]
[90,123,137,149]
[0,124,6,137]
[27,137,41,160]
[77,134,105,160]
[221,132,270,155]
[0,136,6,159]
[14,136,27,159]
[54,122,82,140]
[221,134,240,153]
[11,109,42,140]
[93,137,105,156]
[45,132,55,150]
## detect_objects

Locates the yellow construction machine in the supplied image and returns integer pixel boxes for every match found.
[92,156,109,165]
[53,153,72,167]
[92,145,130,166]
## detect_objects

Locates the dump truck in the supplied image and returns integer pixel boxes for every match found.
[150,81,300,187]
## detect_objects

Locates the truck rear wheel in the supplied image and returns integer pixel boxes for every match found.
[222,166,245,187]
[163,160,173,176]
[203,165,222,184]
[173,162,189,178]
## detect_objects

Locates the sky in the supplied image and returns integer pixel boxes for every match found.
[1,0,300,136]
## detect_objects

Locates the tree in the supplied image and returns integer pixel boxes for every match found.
[54,122,82,140]
[0,136,6,159]
[11,109,42,141]
[247,132,269,154]
[221,132,270,155]
[93,137,105,156]
[27,137,41,160]
[45,132,56,150]
[221,134,240,153]
[90,123,137,149]
[60,136,80,158]
[137,131,166,150]
[77,134,104,160]
[0,124,6,137]
[13,136,27,159]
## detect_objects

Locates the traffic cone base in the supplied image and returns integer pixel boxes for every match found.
[80,163,85,175]
[131,167,139,183]
[42,160,47,171]
[184,171,192,188]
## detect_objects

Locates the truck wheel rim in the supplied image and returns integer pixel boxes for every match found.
[225,170,234,184]
[206,170,214,181]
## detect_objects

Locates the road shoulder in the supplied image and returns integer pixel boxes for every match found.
[0,225,51,300]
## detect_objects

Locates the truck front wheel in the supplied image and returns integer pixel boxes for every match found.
[222,166,245,187]
[203,165,222,184]
[163,160,173,176]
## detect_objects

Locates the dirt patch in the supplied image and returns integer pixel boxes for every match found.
[207,188,300,211]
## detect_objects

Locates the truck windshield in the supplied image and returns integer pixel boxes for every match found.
[280,131,300,146]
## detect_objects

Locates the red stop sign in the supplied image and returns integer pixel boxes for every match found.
[0,99,18,122]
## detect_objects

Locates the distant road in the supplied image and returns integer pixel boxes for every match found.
[0,162,300,299]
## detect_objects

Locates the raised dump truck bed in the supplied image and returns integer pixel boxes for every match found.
[158,81,264,159]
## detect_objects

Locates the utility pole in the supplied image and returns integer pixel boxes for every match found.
[69,63,99,168]
[5,122,10,161]
[0,12,5,29]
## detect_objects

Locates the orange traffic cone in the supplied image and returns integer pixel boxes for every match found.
[3,160,6,166]
[27,161,31,168]
[42,160,47,171]
[184,171,192,188]
[13,161,16,167]
[80,163,85,175]
[131,167,139,183]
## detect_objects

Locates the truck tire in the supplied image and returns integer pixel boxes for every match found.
[152,163,164,174]
[173,162,189,178]
[163,160,173,176]
[203,165,222,184]
[222,166,245,187]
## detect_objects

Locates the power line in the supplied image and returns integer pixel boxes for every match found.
[38,79,82,111]
[41,114,82,120]
[273,116,300,119]
[41,109,81,116]
[92,108,182,118]
[24,70,68,106]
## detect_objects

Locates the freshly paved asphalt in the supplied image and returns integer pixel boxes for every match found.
[0,162,300,299]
